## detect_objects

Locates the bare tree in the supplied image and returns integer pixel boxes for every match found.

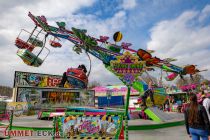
[141,74,158,85]
[176,74,204,88]
[88,81,101,89]
[202,79,209,85]
[0,86,13,98]
[176,77,188,88]
[192,74,204,84]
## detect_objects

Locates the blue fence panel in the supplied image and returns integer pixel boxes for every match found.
[98,96,124,107]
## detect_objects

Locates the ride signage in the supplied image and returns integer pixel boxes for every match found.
[55,114,124,139]
[110,51,145,85]
[14,71,62,87]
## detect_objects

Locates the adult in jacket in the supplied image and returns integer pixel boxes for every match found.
[184,93,210,140]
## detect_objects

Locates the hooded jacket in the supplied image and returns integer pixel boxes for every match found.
[184,104,210,135]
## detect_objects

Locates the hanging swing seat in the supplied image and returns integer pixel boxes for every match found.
[165,73,178,81]
[17,49,43,67]
[15,38,35,52]
[49,40,62,48]
[28,37,44,47]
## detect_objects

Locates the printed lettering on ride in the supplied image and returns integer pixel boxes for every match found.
[14,71,62,87]
[111,51,144,74]
[4,130,62,137]
[4,130,33,137]
[110,51,145,85]
[47,77,61,87]
[79,120,100,134]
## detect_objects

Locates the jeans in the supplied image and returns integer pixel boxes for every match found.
[189,127,208,140]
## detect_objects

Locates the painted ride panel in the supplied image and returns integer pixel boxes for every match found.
[55,114,124,139]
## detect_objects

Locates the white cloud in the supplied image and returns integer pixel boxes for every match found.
[199,4,210,22]
[62,10,126,37]
[147,5,210,79]
[122,0,137,10]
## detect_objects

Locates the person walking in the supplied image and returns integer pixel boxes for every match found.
[184,94,210,140]
[202,94,210,121]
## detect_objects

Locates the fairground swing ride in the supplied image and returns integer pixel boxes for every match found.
[14,12,209,140]
[15,12,207,103]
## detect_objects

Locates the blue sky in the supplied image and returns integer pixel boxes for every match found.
[78,0,210,48]
[0,0,210,86]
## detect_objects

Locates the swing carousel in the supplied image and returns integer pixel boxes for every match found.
[9,12,208,140]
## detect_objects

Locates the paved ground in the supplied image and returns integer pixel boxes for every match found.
[129,125,189,140]
[13,115,53,127]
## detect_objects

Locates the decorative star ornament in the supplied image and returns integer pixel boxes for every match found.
[110,51,145,86]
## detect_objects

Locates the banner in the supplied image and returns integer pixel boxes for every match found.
[146,94,167,106]
[110,51,145,86]
[56,115,123,139]
[14,71,62,88]
[154,88,166,95]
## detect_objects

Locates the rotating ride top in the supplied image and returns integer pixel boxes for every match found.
[15,12,207,99]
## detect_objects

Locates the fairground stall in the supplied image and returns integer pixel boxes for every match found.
[93,85,140,108]
[8,71,95,117]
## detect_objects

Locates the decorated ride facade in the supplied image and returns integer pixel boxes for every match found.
[8,71,94,117]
